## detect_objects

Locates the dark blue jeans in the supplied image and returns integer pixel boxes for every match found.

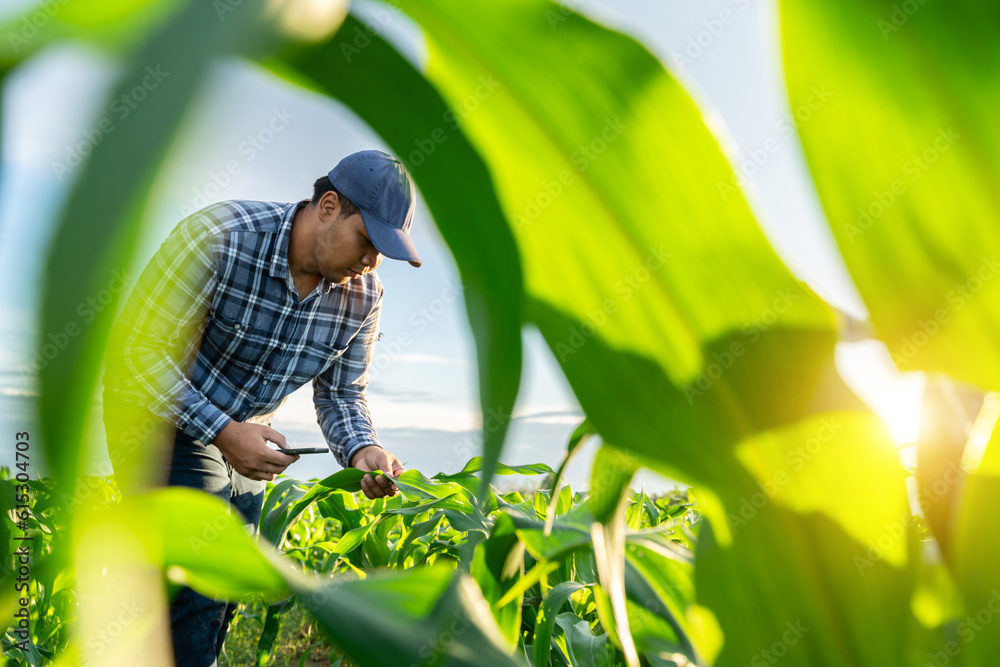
[104,397,264,667]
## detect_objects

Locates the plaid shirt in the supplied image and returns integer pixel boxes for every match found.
[103,199,383,468]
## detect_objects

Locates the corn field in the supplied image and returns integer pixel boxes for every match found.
[2,0,1000,665]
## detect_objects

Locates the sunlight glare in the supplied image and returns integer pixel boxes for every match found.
[835,340,925,448]
[266,0,349,42]
[962,392,1000,473]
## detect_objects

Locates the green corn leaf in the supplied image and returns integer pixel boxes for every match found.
[589,448,640,666]
[496,495,537,523]
[534,581,585,667]
[624,544,699,664]
[533,490,551,522]
[0,0,185,64]
[625,532,693,568]
[391,470,476,510]
[510,509,594,562]
[622,598,689,665]
[555,485,574,517]
[496,559,561,609]
[567,420,597,457]
[625,486,647,532]
[695,412,914,666]
[589,447,638,525]
[401,0,846,500]
[544,422,594,534]
[417,539,462,567]
[642,495,661,527]
[318,493,365,532]
[576,552,600,587]
[292,566,519,667]
[383,495,465,517]
[286,470,365,520]
[363,530,393,569]
[333,519,382,558]
[442,508,490,536]
[261,478,305,524]
[3,633,44,666]
[255,597,294,667]
[259,478,312,544]
[283,541,340,558]
[553,613,612,667]
[121,488,290,599]
[434,457,556,480]
[261,469,366,548]
[394,511,446,568]
[781,3,1000,652]
[472,513,525,648]
[390,471,490,535]
[953,424,1000,665]
[782,0,1000,390]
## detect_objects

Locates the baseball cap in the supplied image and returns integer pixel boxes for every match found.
[328,150,422,268]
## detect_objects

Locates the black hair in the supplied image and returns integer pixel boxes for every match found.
[311,175,360,218]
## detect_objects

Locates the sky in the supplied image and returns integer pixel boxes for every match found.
[0,0,924,489]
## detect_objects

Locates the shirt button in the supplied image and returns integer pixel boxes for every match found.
[263,379,268,385]
[234,323,241,330]
[281,343,287,350]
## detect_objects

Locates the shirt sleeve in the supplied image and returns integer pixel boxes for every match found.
[313,294,382,468]
[103,212,232,444]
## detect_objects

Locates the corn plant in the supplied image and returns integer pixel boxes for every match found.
[247,449,700,666]
[0,456,700,666]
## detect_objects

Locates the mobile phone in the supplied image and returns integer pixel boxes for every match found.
[278,447,329,455]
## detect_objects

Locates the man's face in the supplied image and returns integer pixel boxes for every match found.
[315,209,384,284]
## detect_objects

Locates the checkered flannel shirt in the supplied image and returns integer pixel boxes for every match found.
[103,199,383,468]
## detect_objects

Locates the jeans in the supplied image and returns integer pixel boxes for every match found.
[104,396,264,667]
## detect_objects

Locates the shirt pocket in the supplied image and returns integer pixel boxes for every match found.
[202,305,272,377]
[293,340,349,383]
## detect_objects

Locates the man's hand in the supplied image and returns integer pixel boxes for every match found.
[213,421,299,482]
[350,445,406,499]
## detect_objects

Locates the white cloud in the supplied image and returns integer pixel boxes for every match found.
[512,409,585,425]
[393,353,464,364]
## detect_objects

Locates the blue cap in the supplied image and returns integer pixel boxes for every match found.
[328,150,422,268]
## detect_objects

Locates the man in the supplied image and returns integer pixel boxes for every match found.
[101,149,418,665]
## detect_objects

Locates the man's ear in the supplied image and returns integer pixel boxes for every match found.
[318,190,341,223]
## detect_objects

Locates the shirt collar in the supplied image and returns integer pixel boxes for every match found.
[270,199,336,295]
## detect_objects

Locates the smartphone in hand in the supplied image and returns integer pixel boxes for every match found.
[278,447,329,455]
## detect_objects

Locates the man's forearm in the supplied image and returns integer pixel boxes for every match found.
[315,393,381,468]
[174,389,233,444]
[313,292,383,468]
